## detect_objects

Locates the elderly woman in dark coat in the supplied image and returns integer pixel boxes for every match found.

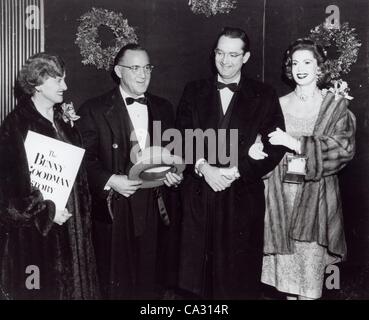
[0,53,99,299]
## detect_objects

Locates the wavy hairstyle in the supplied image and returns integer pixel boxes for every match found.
[284,38,329,86]
[17,53,65,95]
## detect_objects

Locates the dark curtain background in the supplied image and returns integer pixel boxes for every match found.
[43,0,369,298]
[44,0,266,107]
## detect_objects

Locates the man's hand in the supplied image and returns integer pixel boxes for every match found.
[200,162,234,192]
[163,172,183,188]
[107,174,142,197]
[219,167,240,180]
[268,127,301,153]
[53,208,72,225]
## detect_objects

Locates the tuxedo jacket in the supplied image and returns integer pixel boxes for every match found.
[176,75,286,185]
[77,87,175,226]
[77,88,179,298]
[175,75,287,298]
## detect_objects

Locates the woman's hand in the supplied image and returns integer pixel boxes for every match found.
[53,208,72,225]
[268,127,301,153]
[248,141,268,160]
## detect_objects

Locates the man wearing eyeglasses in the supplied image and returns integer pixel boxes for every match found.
[77,43,182,299]
[176,27,286,299]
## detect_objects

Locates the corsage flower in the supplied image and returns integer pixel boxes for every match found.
[322,80,354,101]
[61,102,80,127]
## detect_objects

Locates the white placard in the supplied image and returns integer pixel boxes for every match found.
[24,130,85,210]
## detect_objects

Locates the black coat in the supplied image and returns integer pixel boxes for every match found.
[0,98,99,299]
[77,87,180,299]
[176,76,286,299]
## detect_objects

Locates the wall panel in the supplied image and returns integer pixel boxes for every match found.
[0,0,44,121]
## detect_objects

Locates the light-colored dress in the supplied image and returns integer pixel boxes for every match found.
[261,111,337,299]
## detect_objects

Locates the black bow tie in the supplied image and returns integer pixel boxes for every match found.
[216,82,239,92]
[125,97,148,105]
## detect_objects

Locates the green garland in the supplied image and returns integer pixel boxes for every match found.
[309,22,361,82]
[188,0,237,17]
[75,7,138,70]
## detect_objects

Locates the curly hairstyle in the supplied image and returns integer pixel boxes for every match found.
[17,53,65,95]
[284,38,329,86]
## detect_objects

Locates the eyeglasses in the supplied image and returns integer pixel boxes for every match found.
[214,49,244,59]
[117,64,154,74]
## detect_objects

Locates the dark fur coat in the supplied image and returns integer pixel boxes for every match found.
[0,98,99,299]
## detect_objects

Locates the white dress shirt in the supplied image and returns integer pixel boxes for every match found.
[104,87,149,190]
[217,74,240,115]
[194,75,241,178]
[119,86,148,151]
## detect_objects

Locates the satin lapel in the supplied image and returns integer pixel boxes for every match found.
[146,96,160,147]
[196,78,219,130]
[104,88,130,160]
[193,79,219,163]
[228,77,259,129]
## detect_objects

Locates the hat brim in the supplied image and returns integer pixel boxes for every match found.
[128,154,186,189]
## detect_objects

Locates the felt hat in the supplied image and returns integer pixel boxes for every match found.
[128,146,185,188]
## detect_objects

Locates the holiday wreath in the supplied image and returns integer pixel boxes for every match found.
[308,22,361,83]
[75,7,138,70]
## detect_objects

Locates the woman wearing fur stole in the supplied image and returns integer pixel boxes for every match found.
[249,39,356,300]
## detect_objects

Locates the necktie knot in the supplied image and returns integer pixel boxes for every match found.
[216,82,239,92]
[125,97,148,105]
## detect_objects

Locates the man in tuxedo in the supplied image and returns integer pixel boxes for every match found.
[77,44,182,299]
[176,27,286,299]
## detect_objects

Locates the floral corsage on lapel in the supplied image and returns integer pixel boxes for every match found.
[61,102,80,127]
[322,80,354,101]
